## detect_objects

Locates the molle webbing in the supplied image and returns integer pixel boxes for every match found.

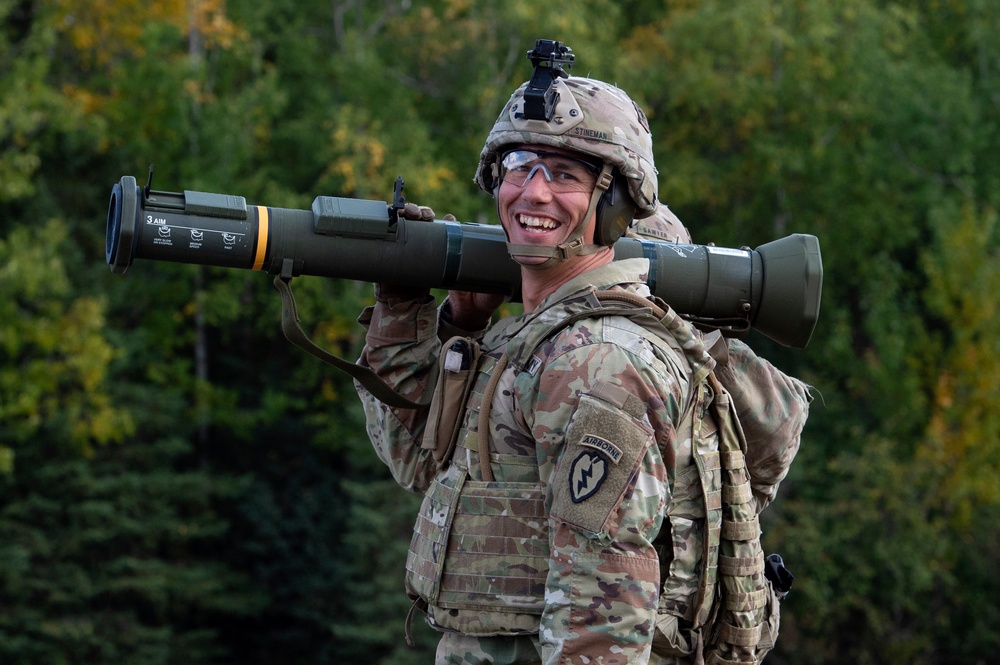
[437,479,548,612]
[405,345,549,635]
[406,464,549,634]
[690,390,723,629]
[705,371,771,664]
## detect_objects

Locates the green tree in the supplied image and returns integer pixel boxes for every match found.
[0,221,131,467]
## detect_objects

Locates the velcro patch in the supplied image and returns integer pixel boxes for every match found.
[551,391,653,536]
[569,451,609,503]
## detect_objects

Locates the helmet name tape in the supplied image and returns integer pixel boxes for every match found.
[572,127,611,141]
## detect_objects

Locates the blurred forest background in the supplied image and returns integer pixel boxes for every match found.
[2,0,999,663]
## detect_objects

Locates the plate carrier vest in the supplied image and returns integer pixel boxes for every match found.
[405,289,782,663]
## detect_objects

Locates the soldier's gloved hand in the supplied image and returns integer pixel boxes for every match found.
[400,202,434,221]
[373,202,455,302]
[398,202,458,222]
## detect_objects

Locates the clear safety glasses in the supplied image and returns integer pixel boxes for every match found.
[498,149,601,194]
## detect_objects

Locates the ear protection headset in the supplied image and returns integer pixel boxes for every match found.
[593,171,638,247]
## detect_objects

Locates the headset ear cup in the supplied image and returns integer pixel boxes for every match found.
[486,160,500,192]
[595,172,638,246]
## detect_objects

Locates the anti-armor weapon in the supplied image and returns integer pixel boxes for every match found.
[106,172,823,349]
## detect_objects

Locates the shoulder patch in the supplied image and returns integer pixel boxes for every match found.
[569,451,608,503]
[551,391,654,536]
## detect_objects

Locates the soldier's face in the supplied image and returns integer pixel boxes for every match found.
[496,145,598,265]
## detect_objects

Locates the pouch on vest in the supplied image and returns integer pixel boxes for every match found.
[404,461,549,636]
[421,336,482,466]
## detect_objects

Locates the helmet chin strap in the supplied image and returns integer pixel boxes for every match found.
[503,164,613,271]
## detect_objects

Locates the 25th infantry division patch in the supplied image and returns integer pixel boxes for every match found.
[569,451,609,503]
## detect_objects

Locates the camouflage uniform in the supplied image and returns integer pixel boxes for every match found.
[357,264,814,662]
[359,258,707,664]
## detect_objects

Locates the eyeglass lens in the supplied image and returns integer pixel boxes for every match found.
[499,150,599,193]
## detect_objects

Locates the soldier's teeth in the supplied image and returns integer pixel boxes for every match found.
[520,215,557,230]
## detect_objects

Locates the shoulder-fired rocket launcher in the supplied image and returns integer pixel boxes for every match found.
[106,174,823,349]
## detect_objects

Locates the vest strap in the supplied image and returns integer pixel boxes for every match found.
[718,621,763,647]
[722,482,754,505]
[724,587,769,612]
[720,450,746,469]
[722,516,761,542]
[476,353,509,482]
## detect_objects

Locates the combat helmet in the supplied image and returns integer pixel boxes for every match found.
[475,40,658,267]
[628,202,693,244]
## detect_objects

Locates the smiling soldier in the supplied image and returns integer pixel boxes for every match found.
[355,41,810,665]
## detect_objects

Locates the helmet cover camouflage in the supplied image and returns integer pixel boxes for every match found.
[475,77,658,218]
[628,202,693,243]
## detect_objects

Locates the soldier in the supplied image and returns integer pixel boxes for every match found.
[628,202,813,512]
[356,67,810,664]
[627,202,692,245]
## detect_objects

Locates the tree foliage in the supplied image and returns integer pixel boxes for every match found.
[1,0,998,662]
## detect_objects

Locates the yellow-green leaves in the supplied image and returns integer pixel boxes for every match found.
[0,221,134,466]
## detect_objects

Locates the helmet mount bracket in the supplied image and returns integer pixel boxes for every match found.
[520,39,575,122]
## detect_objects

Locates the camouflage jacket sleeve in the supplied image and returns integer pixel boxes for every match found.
[713,339,813,511]
[517,322,689,665]
[355,294,443,494]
